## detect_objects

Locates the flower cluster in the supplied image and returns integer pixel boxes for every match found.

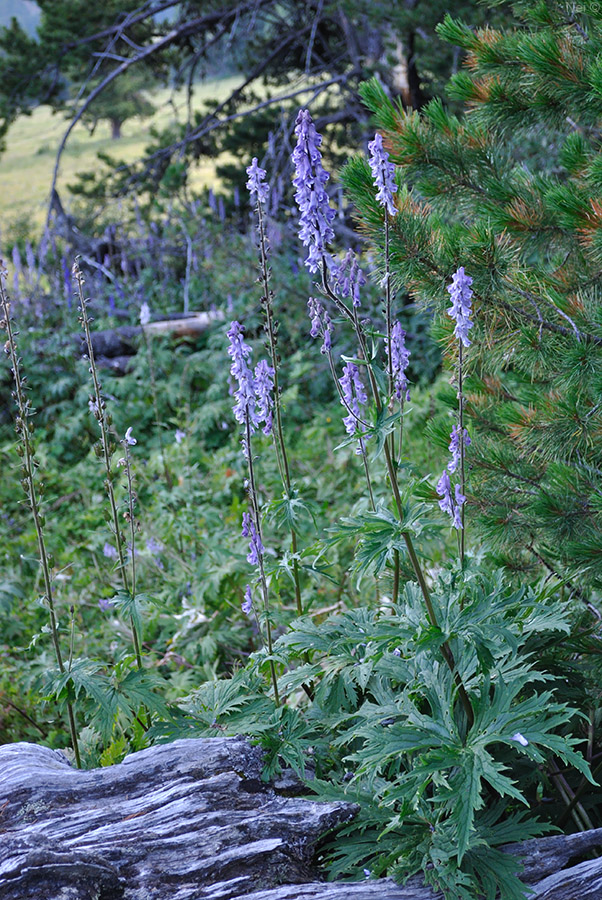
[246,157,269,204]
[227,321,274,441]
[448,424,471,474]
[307,297,333,354]
[332,249,366,308]
[339,362,368,438]
[368,133,397,217]
[447,267,473,347]
[436,470,466,530]
[292,109,336,273]
[387,321,411,401]
[437,418,471,530]
[242,511,264,566]
[242,584,253,616]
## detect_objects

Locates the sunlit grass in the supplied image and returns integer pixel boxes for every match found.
[0,76,244,236]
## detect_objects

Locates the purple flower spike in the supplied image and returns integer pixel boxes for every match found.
[447,424,471,474]
[227,321,259,429]
[254,359,275,436]
[242,584,253,616]
[436,469,464,529]
[339,362,368,437]
[246,157,269,204]
[368,133,397,217]
[332,249,366,308]
[387,321,411,401]
[447,267,474,348]
[292,109,336,273]
[307,298,333,354]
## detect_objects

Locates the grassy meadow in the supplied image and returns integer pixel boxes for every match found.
[0,76,244,234]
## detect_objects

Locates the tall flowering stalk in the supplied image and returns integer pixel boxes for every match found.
[437,267,473,563]
[139,302,172,488]
[118,427,144,671]
[227,320,279,705]
[246,157,303,616]
[73,262,143,670]
[386,320,411,460]
[293,114,474,726]
[292,110,336,273]
[0,261,81,767]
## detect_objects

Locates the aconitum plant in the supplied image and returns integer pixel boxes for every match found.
[292,109,336,273]
[368,132,397,217]
[437,268,474,550]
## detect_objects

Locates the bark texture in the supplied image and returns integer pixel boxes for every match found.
[1,737,602,900]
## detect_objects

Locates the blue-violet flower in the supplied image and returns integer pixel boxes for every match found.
[447,424,471,474]
[253,358,275,436]
[242,512,264,566]
[387,321,411,401]
[307,297,333,354]
[246,157,269,204]
[292,109,336,273]
[332,249,366,308]
[368,133,397,217]
[447,267,473,347]
[339,362,368,437]
[242,584,253,616]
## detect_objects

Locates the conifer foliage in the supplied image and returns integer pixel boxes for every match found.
[343,0,602,590]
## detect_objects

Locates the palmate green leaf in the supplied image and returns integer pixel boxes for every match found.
[42,657,109,708]
[111,589,145,641]
[88,668,172,743]
[325,504,427,582]
[266,488,318,534]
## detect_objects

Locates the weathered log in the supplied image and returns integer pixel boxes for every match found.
[1,737,602,900]
[73,310,224,364]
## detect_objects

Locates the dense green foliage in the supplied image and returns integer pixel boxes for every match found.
[343,2,602,590]
[1,1,602,899]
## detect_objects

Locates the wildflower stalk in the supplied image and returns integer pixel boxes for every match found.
[140,307,172,488]
[323,264,474,728]
[325,349,375,509]
[245,419,280,706]
[253,189,303,616]
[120,435,143,671]
[458,342,466,563]
[293,112,472,724]
[0,265,82,767]
[74,262,142,670]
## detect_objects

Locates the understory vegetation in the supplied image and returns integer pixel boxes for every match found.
[2,1,602,898]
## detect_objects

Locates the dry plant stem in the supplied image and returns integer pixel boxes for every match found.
[74,266,129,595]
[255,199,303,616]
[122,443,144,671]
[549,761,594,832]
[322,262,474,729]
[245,420,280,706]
[142,328,173,488]
[0,274,81,768]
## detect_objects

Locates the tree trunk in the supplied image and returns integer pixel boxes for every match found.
[110,118,122,140]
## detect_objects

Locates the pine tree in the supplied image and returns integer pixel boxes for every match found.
[342,0,602,592]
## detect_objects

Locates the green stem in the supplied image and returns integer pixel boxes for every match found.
[0,268,81,767]
[122,441,143,671]
[245,419,279,706]
[142,327,173,489]
[255,199,302,616]
[458,342,465,567]
[322,262,474,729]
[74,263,129,596]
